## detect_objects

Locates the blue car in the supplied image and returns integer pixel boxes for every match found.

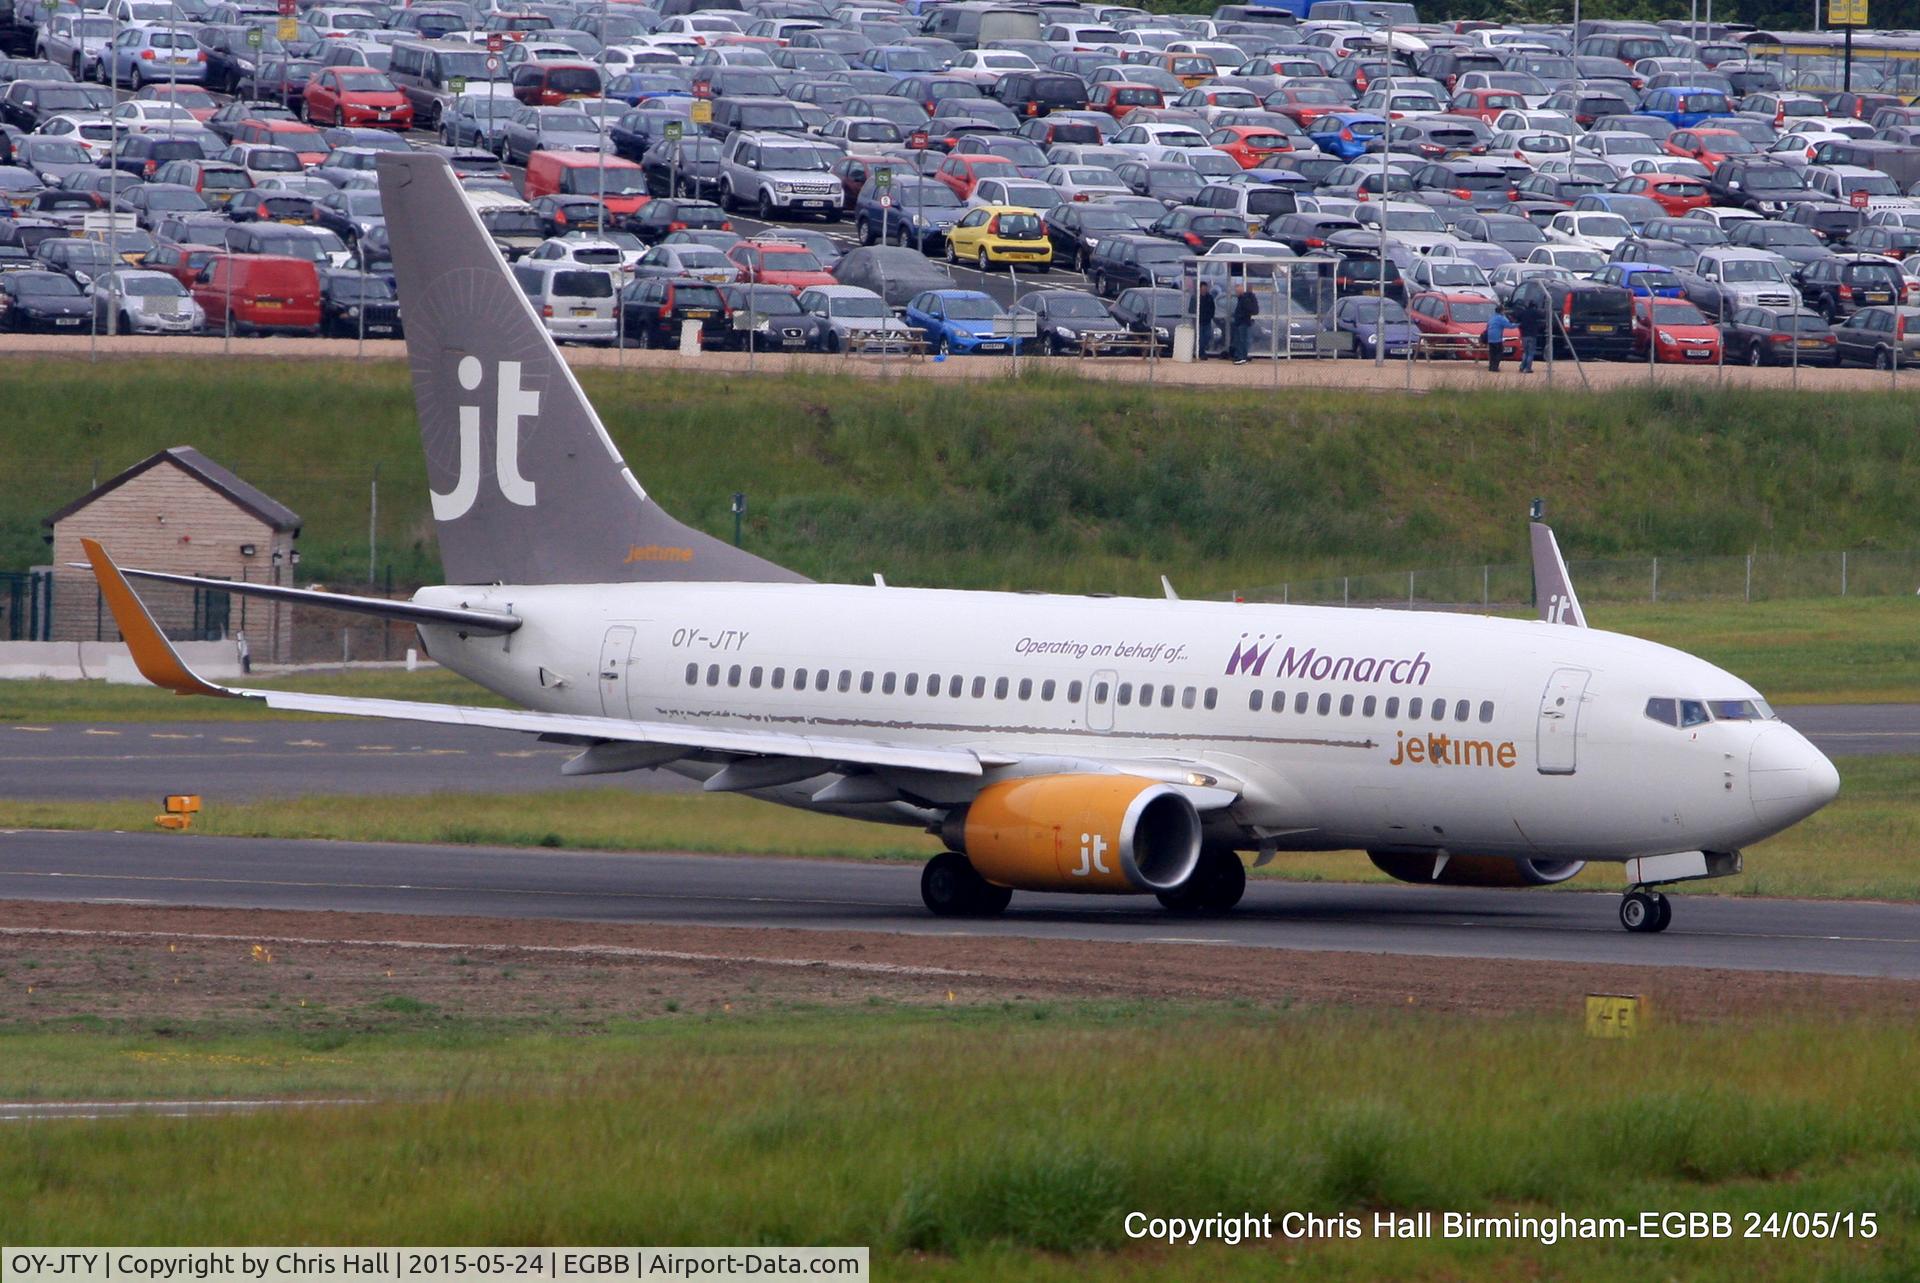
[1328,294,1417,357]
[1639,87,1735,129]
[854,175,961,252]
[903,288,1025,354]
[606,73,693,107]
[1306,112,1387,161]
[1597,262,1686,298]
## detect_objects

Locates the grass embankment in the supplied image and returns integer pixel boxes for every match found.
[7,359,1920,593]
[0,1005,1914,1278]
[2,754,1910,901]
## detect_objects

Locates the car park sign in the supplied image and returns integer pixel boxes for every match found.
[690,99,712,124]
[664,121,683,141]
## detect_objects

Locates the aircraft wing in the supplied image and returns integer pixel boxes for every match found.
[82,538,991,780]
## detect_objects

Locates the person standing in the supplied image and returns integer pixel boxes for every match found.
[1196,284,1217,360]
[1485,307,1511,372]
[1230,282,1258,364]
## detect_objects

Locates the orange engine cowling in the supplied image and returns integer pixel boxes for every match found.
[940,774,1202,894]
[1368,852,1586,888]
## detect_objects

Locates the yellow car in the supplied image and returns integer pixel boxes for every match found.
[944,204,1054,272]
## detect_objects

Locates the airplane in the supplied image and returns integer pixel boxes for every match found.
[81,152,1841,935]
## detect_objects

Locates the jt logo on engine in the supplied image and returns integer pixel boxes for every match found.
[1072,832,1112,877]
[433,357,539,520]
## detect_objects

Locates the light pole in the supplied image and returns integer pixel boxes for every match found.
[1374,25,1391,368]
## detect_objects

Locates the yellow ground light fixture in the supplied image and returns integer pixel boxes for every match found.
[155,794,201,830]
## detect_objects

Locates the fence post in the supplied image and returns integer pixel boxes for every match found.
[1343,576,1350,607]
[1482,564,1489,608]
[1841,550,1848,596]
[1283,583,1289,604]
[1651,556,1659,603]
[1408,570,1415,608]
[1745,553,1752,604]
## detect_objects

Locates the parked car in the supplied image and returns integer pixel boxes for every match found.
[795,282,916,352]
[1721,304,1839,365]
[1831,305,1920,367]
[1011,288,1131,355]
[0,269,92,330]
[619,274,728,348]
[191,253,323,335]
[1325,293,1416,358]
[1630,295,1721,362]
[90,267,205,335]
[831,245,954,308]
[903,288,1023,355]
[317,266,401,337]
[944,204,1053,270]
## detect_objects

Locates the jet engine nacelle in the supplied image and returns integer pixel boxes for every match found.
[941,774,1202,894]
[1367,852,1586,888]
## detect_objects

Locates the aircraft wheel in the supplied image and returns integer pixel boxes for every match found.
[1157,847,1245,915]
[1620,888,1669,933]
[921,852,1009,917]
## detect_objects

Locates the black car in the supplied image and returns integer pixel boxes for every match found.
[1012,287,1128,355]
[105,135,212,180]
[1608,236,1700,270]
[1086,232,1190,297]
[1845,225,1920,261]
[1780,202,1865,246]
[240,59,320,109]
[1704,160,1820,215]
[619,275,729,348]
[1267,211,1362,255]
[1797,254,1907,319]
[991,71,1088,118]
[318,267,402,338]
[0,79,112,131]
[1043,201,1138,272]
[640,135,722,198]
[1146,205,1245,253]
[1111,160,1204,207]
[715,282,811,351]
[1722,304,1839,365]
[627,197,731,243]
[0,269,90,331]
[1108,286,1184,353]
[530,193,611,237]
[1509,279,1635,359]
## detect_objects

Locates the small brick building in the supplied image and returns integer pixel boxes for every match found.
[44,446,302,663]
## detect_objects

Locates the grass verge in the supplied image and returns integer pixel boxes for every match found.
[1,753,1911,900]
[0,1004,1914,1279]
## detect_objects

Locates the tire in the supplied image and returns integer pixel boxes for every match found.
[822,208,840,224]
[1747,342,1764,367]
[1876,346,1893,370]
[118,311,134,336]
[977,248,990,271]
[859,219,876,247]
[1620,890,1667,933]
[920,852,1008,917]
[719,182,736,213]
[936,335,951,356]
[944,239,957,265]
[824,329,841,353]
[757,192,776,222]
[1652,894,1673,932]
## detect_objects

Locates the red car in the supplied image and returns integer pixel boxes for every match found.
[1663,128,1756,169]
[1446,88,1528,123]
[1088,83,1163,120]
[134,84,217,122]
[1632,295,1722,363]
[300,68,414,130]
[933,152,1018,201]
[1613,173,1711,216]
[1207,125,1294,168]
[725,240,833,290]
[1263,86,1348,127]
[230,119,332,166]
[1407,291,1519,360]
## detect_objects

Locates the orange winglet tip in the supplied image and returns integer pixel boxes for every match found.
[80,537,229,698]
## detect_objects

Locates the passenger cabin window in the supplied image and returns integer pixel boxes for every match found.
[904,673,919,695]
[927,673,940,695]
[1203,688,1217,710]
[971,676,986,699]
[1160,686,1175,708]
[794,667,808,689]
[1386,697,1399,717]
[1478,700,1493,723]
[685,663,698,685]
[1042,679,1056,700]
[948,675,962,697]
[1363,695,1377,716]
[1294,692,1308,714]
[995,677,1009,699]
[1182,687,1196,710]
[1068,680,1084,702]
[1018,678,1032,700]
[1091,681,1107,703]
[860,671,874,694]
[837,670,852,693]
[1455,699,1470,722]
[1317,693,1331,715]
[1409,697,1422,718]
[1118,683,1133,706]
[750,666,763,688]
[707,664,720,685]
[882,672,896,695]
[816,670,830,692]
[1249,690,1265,712]
[773,668,786,689]
[728,665,741,687]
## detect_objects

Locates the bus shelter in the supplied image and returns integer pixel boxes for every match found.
[1180,252,1342,360]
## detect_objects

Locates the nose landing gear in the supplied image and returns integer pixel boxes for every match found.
[1619,887,1672,933]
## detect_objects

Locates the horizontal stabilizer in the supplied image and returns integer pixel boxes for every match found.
[70,561,521,634]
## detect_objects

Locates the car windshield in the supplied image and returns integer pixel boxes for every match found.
[554,269,613,297]
[1049,294,1113,318]
[1135,242,1188,262]
[729,287,800,314]
[559,170,647,196]
[1742,167,1804,191]
[1448,300,1495,322]
[1723,258,1785,282]
[1776,312,1827,332]
[1340,297,1407,320]
[762,146,829,171]
[1578,215,1631,236]
[894,181,960,208]
[336,70,396,89]
[831,295,889,318]
[1554,250,1605,272]
[26,140,88,164]
[482,210,543,236]
[996,212,1042,237]
[760,247,822,270]
[329,274,394,301]
[14,275,81,296]
[1651,300,1707,323]
[541,112,597,133]
[1427,262,1486,285]
[43,87,112,111]
[942,295,1001,319]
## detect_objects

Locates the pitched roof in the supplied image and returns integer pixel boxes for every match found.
[43,446,302,534]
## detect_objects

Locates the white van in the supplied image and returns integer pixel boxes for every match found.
[511,261,617,344]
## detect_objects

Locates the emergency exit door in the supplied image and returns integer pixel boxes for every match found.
[1536,667,1590,775]
[599,626,636,717]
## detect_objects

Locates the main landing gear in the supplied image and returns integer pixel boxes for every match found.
[920,852,1012,918]
[1157,847,1246,915]
[1619,887,1672,934]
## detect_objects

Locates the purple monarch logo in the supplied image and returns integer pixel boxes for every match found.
[1224,634,1277,677]
[1223,633,1432,686]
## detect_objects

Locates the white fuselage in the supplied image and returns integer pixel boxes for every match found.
[415,581,1837,863]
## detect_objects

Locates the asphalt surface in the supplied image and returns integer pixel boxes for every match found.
[2,828,1916,978]
[0,721,698,800]
[0,704,1907,801]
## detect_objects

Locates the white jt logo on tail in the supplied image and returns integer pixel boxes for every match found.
[1546,593,1572,624]
[1072,832,1112,878]
[432,357,539,521]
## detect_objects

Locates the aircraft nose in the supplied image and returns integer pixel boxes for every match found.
[1749,725,1841,831]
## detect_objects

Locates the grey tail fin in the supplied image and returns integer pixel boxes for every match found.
[1528,508,1586,628]
[374,153,806,588]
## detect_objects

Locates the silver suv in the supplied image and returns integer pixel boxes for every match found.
[718,132,842,222]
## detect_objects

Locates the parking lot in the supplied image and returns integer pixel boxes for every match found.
[7,2,1920,374]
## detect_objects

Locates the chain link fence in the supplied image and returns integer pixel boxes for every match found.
[1245,548,1920,610]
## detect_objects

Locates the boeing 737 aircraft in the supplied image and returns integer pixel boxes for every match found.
[84,153,1840,935]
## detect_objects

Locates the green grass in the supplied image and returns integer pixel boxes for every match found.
[2,754,1911,901]
[8,359,1920,595]
[0,1004,1915,1279]
[0,667,508,724]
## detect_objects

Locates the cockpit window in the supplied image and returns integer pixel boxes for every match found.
[1679,699,1711,727]
[1709,699,1771,721]
[1644,697,1677,726]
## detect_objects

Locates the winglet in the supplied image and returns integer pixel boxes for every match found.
[81,538,233,697]
[1528,503,1587,629]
